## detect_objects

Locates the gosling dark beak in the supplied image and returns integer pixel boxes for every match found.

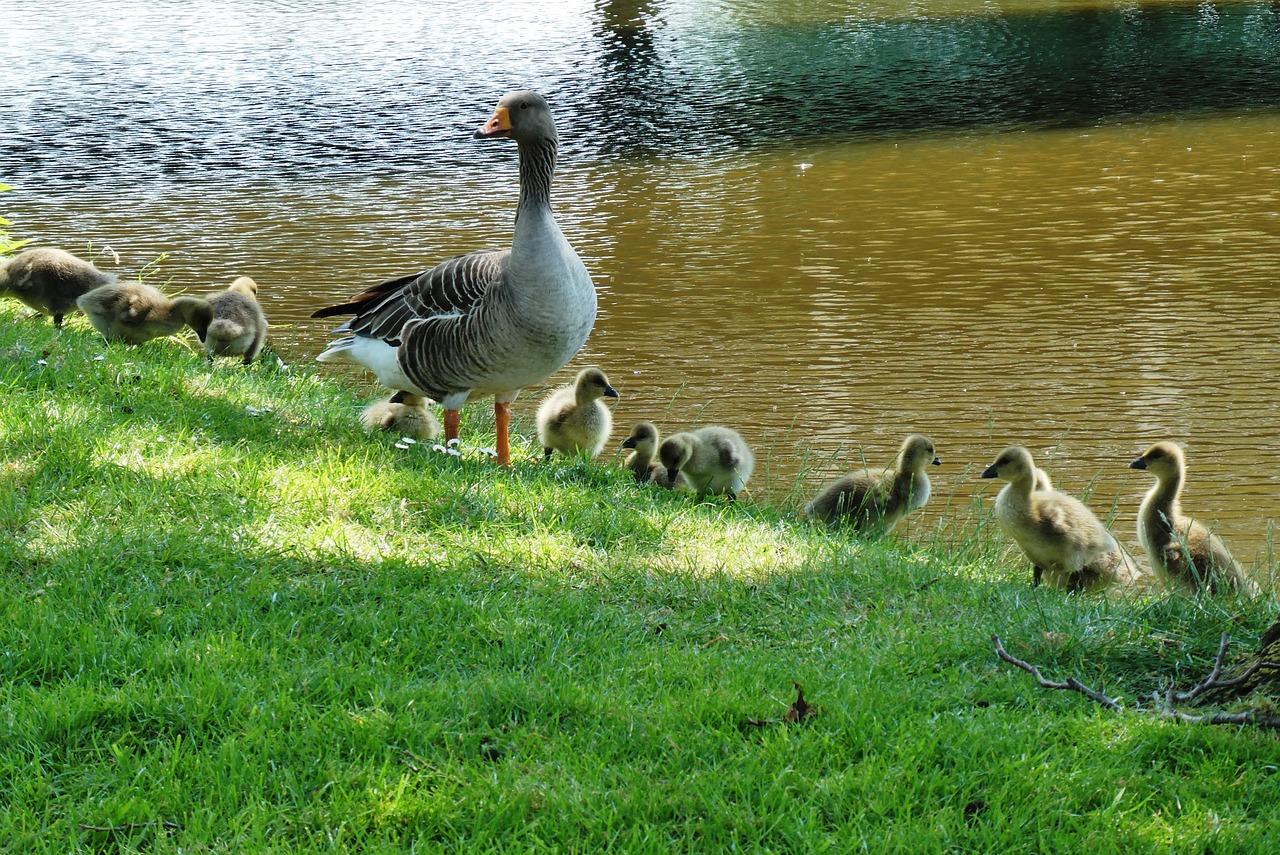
[389,390,406,404]
[621,437,637,450]
[666,468,680,485]
[604,385,620,399]
[1129,457,1147,470]
[932,456,942,466]
[981,464,999,479]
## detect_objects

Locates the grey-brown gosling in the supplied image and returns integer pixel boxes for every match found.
[0,246,114,326]
[658,426,754,499]
[204,276,268,364]
[1129,441,1259,598]
[982,445,1142,593]
[360,391,441,442]
[620,421,691,490]
[535,367,619,460]
[805,434,941,533]
[77,281,212,345]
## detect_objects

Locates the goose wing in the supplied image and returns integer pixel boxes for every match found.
[312,249,508,345]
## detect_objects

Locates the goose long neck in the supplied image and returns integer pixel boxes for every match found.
[516,137,557,217]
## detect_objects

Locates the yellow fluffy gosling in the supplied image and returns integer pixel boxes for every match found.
[620,421,691,490]
[805,434,941,533]
[76,281,212,345]
[1129,441,1259,597]
[982,445,1141,592]
[204,276,268,364]
[658,426,754,499]
[535,367,619,460]
[0,246,114,326]
[360,391,441,442]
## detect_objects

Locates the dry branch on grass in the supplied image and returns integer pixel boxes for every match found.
[992,632,1280,730]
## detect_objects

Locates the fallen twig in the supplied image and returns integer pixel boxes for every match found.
[992,633,1280,730]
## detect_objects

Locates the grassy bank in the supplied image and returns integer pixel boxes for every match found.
[1,303,1278,853]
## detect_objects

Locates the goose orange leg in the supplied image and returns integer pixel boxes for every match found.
[444,409,460,444]
[494,401,512,466]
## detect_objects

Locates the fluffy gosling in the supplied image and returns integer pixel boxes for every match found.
[982,445,1141,593]
[77,281,212,345]
[620,421,691,490]
[806,434,940,533]
[535,367,619,460]
[658,426,754,499]
[204,275,268,364]
[0,246,114,326]
[360,391,441,442]
[1130,441,1259,598]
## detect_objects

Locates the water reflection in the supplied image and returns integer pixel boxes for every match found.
[3,1,1280,575]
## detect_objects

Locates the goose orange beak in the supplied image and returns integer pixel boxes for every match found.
[476,106,513,138]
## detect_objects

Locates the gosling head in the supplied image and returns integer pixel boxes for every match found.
[1129,441,1186,479]
[175,296,214,342]
[981,445,1036,483]
[227,276,259,298]
[658,435,693,486]
[575,367,619,402]
[900,434,941,471]
[621,421,658,453]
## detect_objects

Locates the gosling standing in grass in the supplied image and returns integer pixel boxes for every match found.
[806,434,940,533]
[0,246,115,326]
[1129,441,1259,598]
[620,421,691,490]
[982,445,1141,592]
[204,276,268,364]
[658,426,753,499]
[535,367,619,460]
[361,391,441,442]
[77,281,212,345]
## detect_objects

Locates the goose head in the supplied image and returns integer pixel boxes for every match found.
[476,90,557,144]
[900,434,941,472]
[981,445,1037,485]
[621,421,658,453]
[1129,441,1185,480]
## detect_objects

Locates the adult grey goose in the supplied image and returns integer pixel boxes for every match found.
[311,90,596,466]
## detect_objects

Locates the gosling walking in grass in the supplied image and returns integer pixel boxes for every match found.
[204,276,268,364]
[361,391,441,442]
[621,421,691,490]
[77,280,212,345]
[658,426,753,499]
[1129,441,1259,598]
[806,434,940,533]
[0,246,115,326]
[982,445,1142,593]
[536,367,619,461]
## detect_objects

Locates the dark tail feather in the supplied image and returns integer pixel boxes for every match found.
[309,271,425,319]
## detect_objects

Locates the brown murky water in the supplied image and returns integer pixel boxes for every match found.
[4,0,1280,573]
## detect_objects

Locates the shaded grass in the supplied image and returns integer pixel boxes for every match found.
[1,306,1279,853]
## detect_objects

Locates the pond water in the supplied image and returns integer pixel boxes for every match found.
[3,0,1280,575]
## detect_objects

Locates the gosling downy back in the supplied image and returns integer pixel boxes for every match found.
[76,281,212,345]
[982,445,1141,593]
[360,391,441,442]
[621,421,691,490]
[658,425,753,498]
[0,246,115,326]
[205,275,268,364]
[535,366,618,460]
[805,434,940,533]
[1129,441,1259,598]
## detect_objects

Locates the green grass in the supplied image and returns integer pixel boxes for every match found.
[1,304,1279,853]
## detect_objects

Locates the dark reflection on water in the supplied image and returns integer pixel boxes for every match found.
[3,1,1280,580]
[3,2,1280,179]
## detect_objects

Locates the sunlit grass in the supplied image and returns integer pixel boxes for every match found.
[1,303,1279,852]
